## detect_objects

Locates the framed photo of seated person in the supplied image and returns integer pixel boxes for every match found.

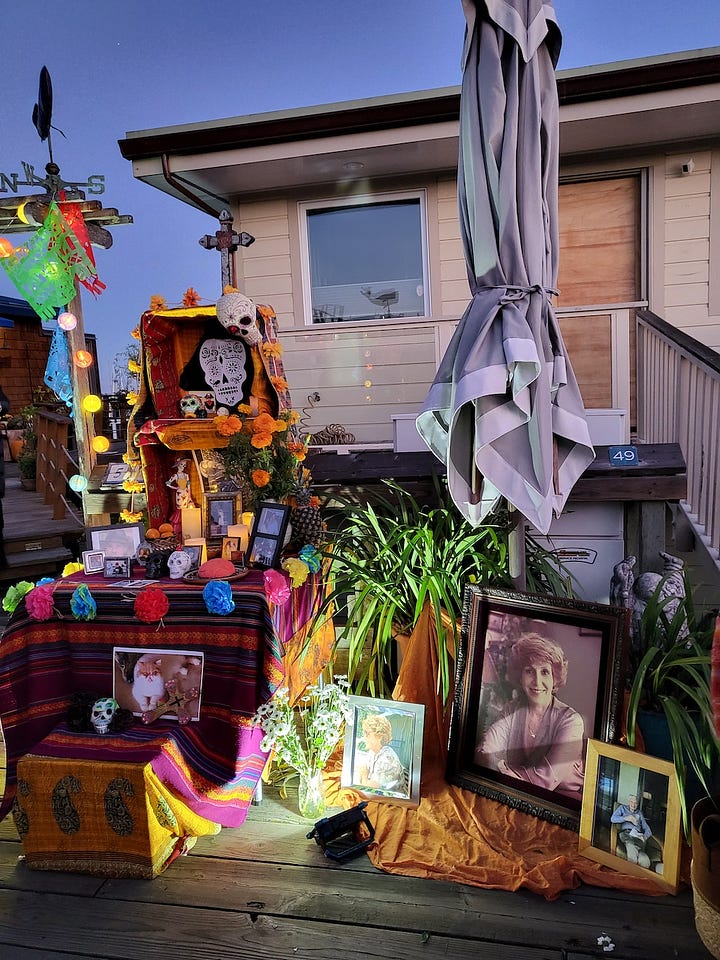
[579,740,681,894]
[247,501,290,569]
[341,696,425,806]
[446,585,628,832]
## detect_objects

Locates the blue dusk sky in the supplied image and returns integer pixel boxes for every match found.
[1,1,718,391]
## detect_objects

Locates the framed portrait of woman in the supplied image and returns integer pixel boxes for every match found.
[340,696,425,806]
[202,492,241,541]
[446,586,628,831]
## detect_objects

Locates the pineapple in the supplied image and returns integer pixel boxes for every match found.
[289,486,324,548]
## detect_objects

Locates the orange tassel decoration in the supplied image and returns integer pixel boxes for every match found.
[183,286,201,307]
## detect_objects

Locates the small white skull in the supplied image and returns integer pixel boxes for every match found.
[216,290,262,346]
[91,697,118,735]
[168,549,194,579]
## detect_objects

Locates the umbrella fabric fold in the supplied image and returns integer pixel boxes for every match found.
[417,0,594,535]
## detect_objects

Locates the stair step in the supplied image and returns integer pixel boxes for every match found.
[0,546,73,583]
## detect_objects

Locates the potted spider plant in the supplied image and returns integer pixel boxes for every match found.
[315,478,572,704]
[625,577,719,838]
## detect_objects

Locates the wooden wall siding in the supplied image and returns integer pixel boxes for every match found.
[279,324,438,444]
[557,176,641,309]
[663,151,719,350]
[0,322,51,409]
[237,199,294,328]
[436,177,469,318]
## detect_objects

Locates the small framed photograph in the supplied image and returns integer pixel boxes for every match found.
[341,696,425,806]
[247,501,290,569]
[579,740,681,894]
[104,556,131,579]
[82,549,105,575]
[113,646,205,722]
[446,586,628,831]
[89,522,144,559]
[202,491,241,540]
[181,544,203,571]
[221,536,242,562]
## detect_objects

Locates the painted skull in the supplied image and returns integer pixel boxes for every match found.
[145,552,169,580]
[179,394,202,418]
[216,290,261,346]
[91,697,118,735]
[198,338,249,409]
[168,549,193,579]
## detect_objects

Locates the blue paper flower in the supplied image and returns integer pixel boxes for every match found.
[36,577,55,586]
[298,544,321,573]
[70,584,97,621]
[202,579,235,616]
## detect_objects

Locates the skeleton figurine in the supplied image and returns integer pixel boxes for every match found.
[167,549,193,579]
[91,697,119,735]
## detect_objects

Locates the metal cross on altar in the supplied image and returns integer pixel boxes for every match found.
[199,209,255,290]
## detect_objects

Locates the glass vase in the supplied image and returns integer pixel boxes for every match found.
[298,769,326,820]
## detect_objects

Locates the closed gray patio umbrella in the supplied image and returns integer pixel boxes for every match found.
[417,0,594,537]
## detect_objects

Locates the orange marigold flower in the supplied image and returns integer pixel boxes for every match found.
[122,480,144,494]
[309,496,320,508]
[223,284,239,295]
[253,412,281,435]
[286,410,301,426]
[252,469,271,488]
[261,341,283,359]
[183,286,201,307]
[127,359,141,374]
[287,441,307,461]
[149,294,167,311]
[215,414,242,437]
[270,375,289,392]
[237,403,253,415]
[120,508,144,523]
[126,391,138,406]
[131,325,141,340]
[251,432,273,449]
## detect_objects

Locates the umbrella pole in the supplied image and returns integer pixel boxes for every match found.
[508,503,527,591]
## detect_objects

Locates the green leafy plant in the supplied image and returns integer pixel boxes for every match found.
[626,577,719,837]
[314,478,573,704]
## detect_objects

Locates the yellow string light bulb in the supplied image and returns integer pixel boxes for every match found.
[82,394,102,413]
[92,435,110,453]
[0,238,14,258]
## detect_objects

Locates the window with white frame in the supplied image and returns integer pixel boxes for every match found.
[300,192,429,325]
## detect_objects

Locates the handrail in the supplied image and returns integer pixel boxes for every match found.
[35,409,83,525]
[636,311,720,564]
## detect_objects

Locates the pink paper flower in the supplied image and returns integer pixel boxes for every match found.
[264,568,291,605]
[26,583,56,621]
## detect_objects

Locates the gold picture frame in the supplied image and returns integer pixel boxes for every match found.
[578,739,682,894]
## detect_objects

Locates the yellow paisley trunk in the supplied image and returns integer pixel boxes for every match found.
[13,753,219,878]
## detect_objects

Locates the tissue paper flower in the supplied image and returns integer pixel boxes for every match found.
[26,583,56,621]
[70,584,97,621]
[62,562,84,577]
[264,568,291,604]
[2,580,35,613]
[282,556,310,588]
[202,579,235,615]
[298,544,321,573]
[134,587,170,623]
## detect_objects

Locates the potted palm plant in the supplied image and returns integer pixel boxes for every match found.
[315,478,572,704]
[625,577,719,837]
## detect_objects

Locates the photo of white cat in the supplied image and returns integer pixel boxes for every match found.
[113,647,204,721]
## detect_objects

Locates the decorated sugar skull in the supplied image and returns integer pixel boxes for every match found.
[168,549,193,579]
[216,288,261,346]
[91,697,118,735]
[198,338,250,409]
[179,393,202,418]
[145,552,169,580]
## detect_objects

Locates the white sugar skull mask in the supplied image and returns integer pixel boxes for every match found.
[168,549,193,579]
[91,697,118,735]
[199,338,249,409]
[216,290,261,346]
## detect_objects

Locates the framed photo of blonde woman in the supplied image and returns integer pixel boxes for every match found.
[446,586,628,831]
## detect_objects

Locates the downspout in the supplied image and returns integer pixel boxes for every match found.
[160,154,239,289]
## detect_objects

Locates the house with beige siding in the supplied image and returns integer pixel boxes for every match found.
[119,47,720,569]
[119,48,719,439]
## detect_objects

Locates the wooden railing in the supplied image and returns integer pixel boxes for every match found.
[636,309,720,565]
[35,409,84,525]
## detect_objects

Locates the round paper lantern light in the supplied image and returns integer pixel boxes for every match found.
[73,350,94,368]
[0,238,14,258]
[82,394,102,414]
[58,311,77,331]
[68,474,88,493]
[92,435,110,453]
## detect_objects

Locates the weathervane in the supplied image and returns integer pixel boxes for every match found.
[199,209,254,290]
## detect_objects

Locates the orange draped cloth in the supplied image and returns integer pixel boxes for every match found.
[325,604,679,900]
